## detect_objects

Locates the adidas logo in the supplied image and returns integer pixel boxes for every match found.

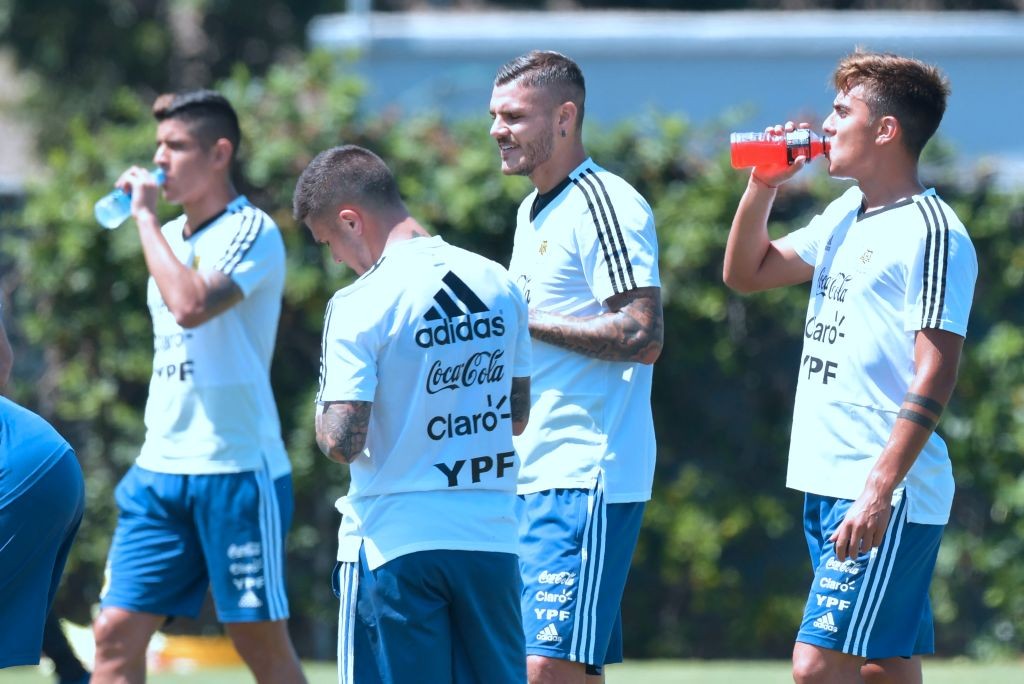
[415,271,505,348]
[238,590,264,609]
[536,623,562,643]
[812,611,839,634]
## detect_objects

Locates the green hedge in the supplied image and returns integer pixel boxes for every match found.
[2,52,1022,659]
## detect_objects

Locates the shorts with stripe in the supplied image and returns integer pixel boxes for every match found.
[797,493,940,659]
[517,483,645,669]
[333,547,525,684]
[100,464,293,622]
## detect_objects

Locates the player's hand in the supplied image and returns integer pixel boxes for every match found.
[115,166,160,219]
[829,489,892,562]
[750,121,812,189]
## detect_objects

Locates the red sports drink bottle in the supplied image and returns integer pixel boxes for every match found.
[730,130,830,169]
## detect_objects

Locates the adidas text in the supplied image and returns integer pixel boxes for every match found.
[415,315,505,349]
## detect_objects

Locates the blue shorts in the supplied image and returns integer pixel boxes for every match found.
[0,448,85,668]
[797,493,941,659]
[517,484,645,670]
[101,465,293,623]
[334,547,525,684]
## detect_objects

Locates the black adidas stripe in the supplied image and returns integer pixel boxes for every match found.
[433,289,466,318]
[214,207,263,274]
[583,169,637,290]
[572,168,637,295]
[442,271,489,313]
[423,271,490,320]
[917,196,949,328]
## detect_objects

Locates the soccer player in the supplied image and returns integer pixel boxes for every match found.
[723,51,977,684]
[1,315,87,672]
[292,144,532,684]
[489,51,664,683]
[91,90,305,684]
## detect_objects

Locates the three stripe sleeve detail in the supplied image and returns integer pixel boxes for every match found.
[214,207,264,275]
[572,168,639,296]
[916,196,950,329]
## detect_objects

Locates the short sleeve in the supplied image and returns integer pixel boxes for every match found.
[209,209,285,298]
[316,293,380,405]
[509,278,532,379]
[576,180,660,305]
[778,186,862,267]
[904,223,977,336]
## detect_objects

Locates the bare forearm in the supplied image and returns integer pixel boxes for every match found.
[864,342,960,500]
[136,213,241,327]
[136,213,206,313]
[529,288,663,364]
[315,401,372,464]
[510,376,530,436]
[723,176,778,292]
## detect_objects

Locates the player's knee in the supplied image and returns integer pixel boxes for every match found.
[92,620,133,663]
[791,648,829,684]
[92,609,153,665]
[527,654,585,684]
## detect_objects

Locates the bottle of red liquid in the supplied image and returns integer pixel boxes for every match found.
[730,130,830,169]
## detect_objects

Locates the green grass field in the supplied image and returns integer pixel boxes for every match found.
[5,659,1023,683]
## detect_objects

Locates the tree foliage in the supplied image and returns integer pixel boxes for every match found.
[2,50,1023,660]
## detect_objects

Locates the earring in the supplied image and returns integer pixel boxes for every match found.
[560,129,566,138]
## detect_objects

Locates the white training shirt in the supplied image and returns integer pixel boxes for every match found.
[137,196,291,479]
[508,158,660,503]
[779,186,977,524]
[319,236,532,570]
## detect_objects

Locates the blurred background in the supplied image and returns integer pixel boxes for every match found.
[1,0,1022,669]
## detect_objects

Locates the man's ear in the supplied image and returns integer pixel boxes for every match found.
[338,207,364,235]
[876,115,900,146]
[557,101,578,132]
[211,138,234,170]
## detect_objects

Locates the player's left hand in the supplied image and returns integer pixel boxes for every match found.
[830,489,892,562]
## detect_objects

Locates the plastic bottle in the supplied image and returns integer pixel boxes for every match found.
[730,130,830,169]
[94,168,166,229]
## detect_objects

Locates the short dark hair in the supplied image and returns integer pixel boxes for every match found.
[494,50,586,130]
[832,50,950,158]
[152,89,241,159]
[292,145,405,223]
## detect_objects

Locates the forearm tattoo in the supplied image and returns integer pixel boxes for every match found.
[897,408,937,431]
[904,392,945,416]
[529,288,664,363]
[315,401,372,464]
[897,392,944,432]
[510,377,530,426]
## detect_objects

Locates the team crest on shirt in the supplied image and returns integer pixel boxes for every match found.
[538,240,548,256]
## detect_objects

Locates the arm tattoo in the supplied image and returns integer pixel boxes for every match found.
[315,401,372,464]
[904,392,944,416]
[529,287,664,363]
[897,408,937,432]
[203,271,244,314]
[510,377,530,429]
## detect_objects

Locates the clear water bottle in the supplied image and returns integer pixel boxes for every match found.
[93,168,166,229]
